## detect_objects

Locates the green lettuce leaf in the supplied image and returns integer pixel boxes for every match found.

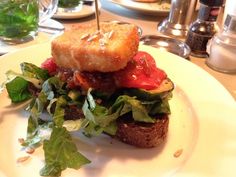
[20,62,49,80]
[63,119,89,132]
[6,61,50,91]
[82,90,156,136]
[22,121,53,148]
[82,89,172,136]
[83,90,155,125]
[82,91,122,136]
[111,95,155,123]
[103,121,117,136]
[4,62,91,176]
[148,98,171,115]
[26,92,48,139]
[41,76,66,100]
[5,70,42,89]
[26,77,66,147]
[83,121,104,137]
[53,96,67,127]
[5,76,32,103]
[40,127,91,177]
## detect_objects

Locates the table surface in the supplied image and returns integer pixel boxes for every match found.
[57,0,236,100]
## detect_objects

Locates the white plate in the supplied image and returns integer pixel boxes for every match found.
[53,1,101,19]
[0,43,236,177]
[109,0,170,15]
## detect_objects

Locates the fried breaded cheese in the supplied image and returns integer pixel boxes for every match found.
[51,22,139,72]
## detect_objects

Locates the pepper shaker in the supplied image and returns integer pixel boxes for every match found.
[185,0,224,58]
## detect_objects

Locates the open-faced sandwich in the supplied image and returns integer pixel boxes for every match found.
[3,22,174,176]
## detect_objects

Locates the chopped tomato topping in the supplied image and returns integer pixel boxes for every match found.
[73,71,117,92]
[114,51,167,90]
[41,57,58,75]
[41,52,167,91]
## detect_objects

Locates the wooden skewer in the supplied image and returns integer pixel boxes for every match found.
[94,0,100,31]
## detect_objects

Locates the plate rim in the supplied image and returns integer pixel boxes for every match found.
[53,2,101,20]
[109,0,170,15]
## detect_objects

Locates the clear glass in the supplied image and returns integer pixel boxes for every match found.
[39,0,58,23]
[206,31,236,73]
[57,0,82,13]
[0,0,38,43]
[58,0,80,8]
[0,0,58,44]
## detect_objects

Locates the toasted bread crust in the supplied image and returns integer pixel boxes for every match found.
[115,115,169,148]
[51,22,139,72]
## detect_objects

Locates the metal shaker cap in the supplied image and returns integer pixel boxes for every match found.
[224,15,236,33]
[200,0,224,7]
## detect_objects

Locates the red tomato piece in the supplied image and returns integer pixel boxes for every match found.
[41,57,58,75]
[114,51,167,90]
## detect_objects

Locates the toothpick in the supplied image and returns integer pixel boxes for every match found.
[94,0,100,31]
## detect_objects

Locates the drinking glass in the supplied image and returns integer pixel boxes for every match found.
[0,0,58,44]
[57,0,82,12]
[58,0,81,8]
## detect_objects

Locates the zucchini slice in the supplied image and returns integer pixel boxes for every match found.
[124,78,174,101]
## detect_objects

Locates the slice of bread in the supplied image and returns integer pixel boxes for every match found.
[51,22,139,72]
[115,114,169,148]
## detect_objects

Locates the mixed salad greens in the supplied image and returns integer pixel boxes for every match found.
[58,0,81,8]
[1,60,172,176]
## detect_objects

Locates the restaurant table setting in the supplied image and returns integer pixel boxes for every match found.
[0,0,236,177]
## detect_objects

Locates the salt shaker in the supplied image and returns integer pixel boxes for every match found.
[206,15,236,73]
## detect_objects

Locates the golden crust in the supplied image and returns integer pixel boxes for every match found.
[51,22,139,72]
